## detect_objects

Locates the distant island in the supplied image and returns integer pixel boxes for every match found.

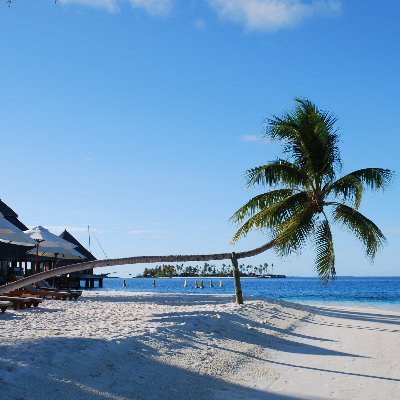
[137,262,285,278]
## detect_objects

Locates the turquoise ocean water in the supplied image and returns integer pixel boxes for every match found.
[91,276,400,308]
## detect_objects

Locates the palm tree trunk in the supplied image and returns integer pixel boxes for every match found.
[0,239,277,295]
[231,252,243,304]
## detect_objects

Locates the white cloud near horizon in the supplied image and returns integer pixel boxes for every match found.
[240,134,269,143]
[29,225,106,235]
[207,0,342,31]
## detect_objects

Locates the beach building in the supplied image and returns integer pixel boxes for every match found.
[0,199,100,288]
[0,199,34,284]
[52,230,105,289]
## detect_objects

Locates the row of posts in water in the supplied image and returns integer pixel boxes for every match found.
[122,279,223,288]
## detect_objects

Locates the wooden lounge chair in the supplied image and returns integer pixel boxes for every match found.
[0,300,13,313]
[13,285,74,301]
[36,280,82,300]
[0,295,32,309]
[2,294,43,308]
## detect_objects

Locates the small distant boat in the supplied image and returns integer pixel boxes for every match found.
[260,274,286,279]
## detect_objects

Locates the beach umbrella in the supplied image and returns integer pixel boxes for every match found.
[0,212,37,246]
[26,245,85,260]
[26,244,86,271]
[24,226,79,273]
[24,226,78,249]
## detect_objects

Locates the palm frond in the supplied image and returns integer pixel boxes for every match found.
[231,191,309,242]
[314,218,335,282]
[245,160,310,189]
[232,98,392,279]
[325,174,363,209]
[230,189,294,224]
[264,98,341,185]
[265,115,312,171]
[347,168,394,191]
[231,216,261,243]
[273,204,316,256]
[332,203,386,259]
[294,98,341,181]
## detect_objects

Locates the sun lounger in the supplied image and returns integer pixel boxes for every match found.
[0,295,32,309]
[12,289,71,300]
[0,300,13,313]
[13,285,74,301]
[3,294,43,308]
[36,280,82,300]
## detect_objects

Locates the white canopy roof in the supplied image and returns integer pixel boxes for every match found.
[26,245,85,260]
[0,212,37,246]
[24,226,77,249]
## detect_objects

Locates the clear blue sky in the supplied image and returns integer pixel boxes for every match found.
[1,0,399,277]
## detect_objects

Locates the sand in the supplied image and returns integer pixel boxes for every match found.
[0,292,399,400]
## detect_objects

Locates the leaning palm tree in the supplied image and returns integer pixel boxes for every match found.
[0,99,393,304]
[231,98,393,281]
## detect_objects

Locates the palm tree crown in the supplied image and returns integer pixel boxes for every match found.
[231,98,393,281]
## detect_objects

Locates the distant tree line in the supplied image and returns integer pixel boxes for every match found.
[138,262,274,278]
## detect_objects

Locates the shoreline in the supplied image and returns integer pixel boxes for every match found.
[96,276,400,312]
[294,299,400,311]
[84,287,400,311]
[1,292,399,399]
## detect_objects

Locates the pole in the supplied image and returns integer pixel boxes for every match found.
[35,242,39,275]
[231,252,243,304]
[88,225,91,252]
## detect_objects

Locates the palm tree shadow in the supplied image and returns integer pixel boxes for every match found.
[273,300,400,331]
[147,309,365,359]
[0,337,322,400]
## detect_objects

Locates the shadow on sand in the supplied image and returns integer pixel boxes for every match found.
[273,300,400,331]
[0,337,324,400]
[4,293,398,398]
[147,309,362,358]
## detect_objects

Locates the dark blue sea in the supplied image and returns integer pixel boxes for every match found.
[92,276,400,308]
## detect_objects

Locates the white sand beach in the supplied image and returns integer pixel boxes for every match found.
[0,292,399,400]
